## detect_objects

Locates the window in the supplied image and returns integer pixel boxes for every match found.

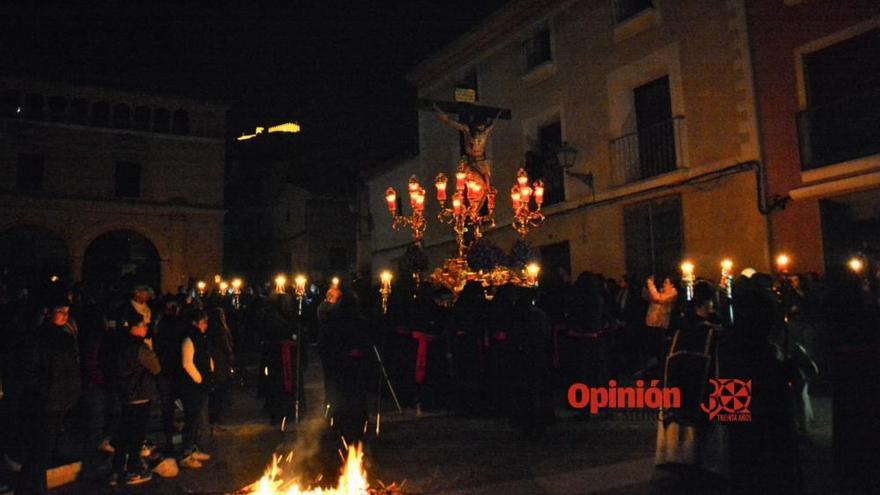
[624,196,682,281]
[172,109,189,135]
[48,96,67,122]
[633,75,678,179]
[1,89,21,117]
[16,153,45,191]
[525,120,565,206]
[153,108,170,133]
[522,27,552,72]
[92,101,110,127]
[69,98,89,124]
[112,103,131,129]
[611,0,653,25]
[115,161,141,198]
[23,93,44,120]
[798,28,880,169]
[133,106,151,131]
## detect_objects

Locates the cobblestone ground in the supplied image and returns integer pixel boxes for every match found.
[42,347,831,495]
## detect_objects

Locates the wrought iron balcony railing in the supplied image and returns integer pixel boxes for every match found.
[610,116,684,186]
[797,89,880,170]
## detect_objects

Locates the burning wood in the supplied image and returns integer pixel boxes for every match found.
[236,443,407,495]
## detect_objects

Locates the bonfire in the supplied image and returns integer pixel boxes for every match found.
[239,443,405,495]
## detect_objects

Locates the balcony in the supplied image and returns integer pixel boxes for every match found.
[797,89,880,170]
[611,0,654,24]
[610,116,684,185]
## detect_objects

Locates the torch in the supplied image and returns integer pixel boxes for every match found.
[776,253,791,274]
[721,259,734,323]
[681,261,695,301]
[196,281,206,298]
[231,278,243,309]
[331,276,340,290]
[848,256,864,274]
[525,263,541,287]
[379,270,392,315]
[218,280,229,296]
[274,274,287,294]
[293,274,307,424]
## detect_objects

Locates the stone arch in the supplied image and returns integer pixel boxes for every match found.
[0,224,71,288]
[81,229,163,293]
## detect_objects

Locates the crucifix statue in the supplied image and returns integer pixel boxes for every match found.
[421,98,511,192]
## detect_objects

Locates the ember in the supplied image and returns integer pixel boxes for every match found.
[240,444,405,495]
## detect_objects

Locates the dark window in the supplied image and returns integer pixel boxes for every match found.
[114,161,141,198]
[538,241,571,288]
[611,0,654,24]
[133,106,151,131]
[16,153,45,191]
[1,89,21,117]
[48,96,67,122]
[153,108,170,133]
[69,98,89,124]
[23,93,44,120]
[92,101,110,127]
[112,103,131,129]
[525,120,565,206]
[798,28,880,169]
[634,75,677,179]
[172,109,189,135]
[624,195,682,282]
[523,27,552,71]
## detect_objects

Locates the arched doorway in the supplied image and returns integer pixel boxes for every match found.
[82,230,161,292]
[0,225,70,288]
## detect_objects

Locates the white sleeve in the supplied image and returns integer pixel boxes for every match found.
[181,337,202,384]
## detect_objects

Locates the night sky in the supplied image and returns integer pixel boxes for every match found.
[1,1,509,174]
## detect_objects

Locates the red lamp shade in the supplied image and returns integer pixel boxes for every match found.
[534,180,544,206]
[510,186,521,210]
[517,168,529,186]
[435,173,448,201]
[455,171,466,191]
[385,187,397,213]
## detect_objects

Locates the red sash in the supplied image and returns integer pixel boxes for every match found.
[280,340,296,393]
[492,331,508,342]
[411,331,437,384]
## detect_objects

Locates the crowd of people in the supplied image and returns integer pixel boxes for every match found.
[0,259,877,494]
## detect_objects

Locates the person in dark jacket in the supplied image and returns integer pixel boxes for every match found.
[508,287,555,440]
[110,312,161,486]
[208,307,235,429]
[180,310,213,468]
[154,298,185,454]
[324,291,370,442]
[15,300,82,495]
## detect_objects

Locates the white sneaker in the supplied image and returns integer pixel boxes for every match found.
[180,454,202,469]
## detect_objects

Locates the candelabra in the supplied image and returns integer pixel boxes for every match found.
[510,168,545,237]
[434,165,496,257]
[385,176,427,241]
[293,274,307,424]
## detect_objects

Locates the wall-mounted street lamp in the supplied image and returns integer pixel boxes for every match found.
[555,142,595,195]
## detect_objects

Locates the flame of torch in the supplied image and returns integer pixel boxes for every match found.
[848,257,864,273]
[776,253,790,273]
[526,263,541,286]
[274,274,287,294]
[294,275,307,315]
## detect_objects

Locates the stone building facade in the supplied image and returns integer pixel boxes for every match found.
[0,75,226,294]
[368,0,771,283]
[747,0,880,275]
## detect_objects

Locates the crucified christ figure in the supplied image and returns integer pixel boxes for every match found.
[433,103,502,187]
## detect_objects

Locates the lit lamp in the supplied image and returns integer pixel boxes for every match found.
[511,168,545,237]
[455,169,466,192]
[848,257,864,274]
[274,274,287,294]
[231,278,243,309]
[50,275,60,283]
[776,253,791,274]
[196,281,206,297]
[294,275,307,315]
[525,263,541,286]
[721,259,734,323]
[435,173,448,202]
[385,176,427,241]
[331,276,340,289]
[681,261,696,301]
[385,187,397,214]
[379,270,393,314]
